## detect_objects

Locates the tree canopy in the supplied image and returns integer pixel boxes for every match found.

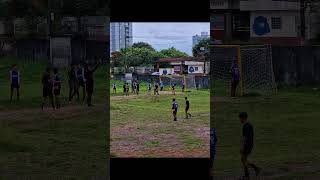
[159,47,188,58]
[132,42,155,51]
[192,38,210,61]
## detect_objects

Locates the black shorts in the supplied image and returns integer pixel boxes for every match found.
[43,87,53,97]
[185,107,189,111]
[172,110,177,115]
[54,89,61,96]
[11,84,20,90]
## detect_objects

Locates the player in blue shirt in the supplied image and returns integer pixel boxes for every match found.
[76,63,86,102]
[53,68,62,109]
[172,98,178,121]
[9,64,20,101]
[230,62,240,97]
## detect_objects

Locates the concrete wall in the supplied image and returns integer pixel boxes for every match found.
[250,11,299,38]
[240,0,300,11]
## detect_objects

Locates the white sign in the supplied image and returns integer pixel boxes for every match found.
[188,66,204,74]
[159,68,174,75]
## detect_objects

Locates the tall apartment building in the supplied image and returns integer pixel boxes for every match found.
[192,32,209,46]
[110,22,133,53]
[211,0,320,45]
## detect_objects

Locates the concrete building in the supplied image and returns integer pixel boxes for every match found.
[192,32,209,46]
[110,22,133,53]
[210,0,320,45]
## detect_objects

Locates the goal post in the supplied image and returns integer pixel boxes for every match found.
[210,44,277,96]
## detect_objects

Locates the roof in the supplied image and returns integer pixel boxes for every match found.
[157,57,204,63]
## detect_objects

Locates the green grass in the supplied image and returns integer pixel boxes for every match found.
[0,57,108,179]
[110,79,210,157]
[212,80,320,178]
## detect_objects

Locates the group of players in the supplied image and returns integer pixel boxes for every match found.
[8,59,101,111]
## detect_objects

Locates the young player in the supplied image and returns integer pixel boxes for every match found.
[136,80,140,95]
[230,62,240,97]
[112,83,117,94]
[239,112,261,180]
[76,63,86,101]
[182,80,185,92]
[53,68,61,109]
[147,82,152,95]
[84,59,100,107]
[171,83,176,95]
[171,98,178,121]
[185,97,192,119]
[123,82,126,96]
[154,82,159,96]
[131,81,135,94]
[125,83,130,96]
[68,64,78,102]
[41,67,55,111]
[160,81,164,91]
[9,64,20,101]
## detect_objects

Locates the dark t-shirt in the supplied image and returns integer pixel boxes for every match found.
[242,122,254,149]
[186,100,190,109]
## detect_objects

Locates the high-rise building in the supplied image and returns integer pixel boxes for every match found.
[192,32,209,46]
[110,22,133,54]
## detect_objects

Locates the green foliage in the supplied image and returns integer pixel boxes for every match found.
[132,42,155,51]
[192,38,210,61]
[159,47,188,58]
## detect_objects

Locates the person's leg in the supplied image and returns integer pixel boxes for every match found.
[56,95,61,109]
[82,85,86,102]
[42,96,46,111]
[87,93,92,106]
[231,81,236,97]
[10,85,13,101]
[241,153,250,178]
[248,161,260,176]
[50,95,55,109]
[16,87,20,101]
[185,109,188,119]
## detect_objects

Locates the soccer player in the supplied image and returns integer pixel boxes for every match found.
[9,64,20,101]
[185,97,192,119]
[160,81,164,91]
[147,82,152,95]
[123,82,126,96]
[112,83,117,94]
[68,64,77,102]
[230,62,240,97]
[171,83,176,95]
[182,80,185,92]
[52,68,61,109]
[84,59,100,107]
[76,63,86,102]
[239,112,261,180]
[41,67,55,111]
[136,80,140,95]
[125,83,130,96]
[154,82,159,96]
[171,98,178,121]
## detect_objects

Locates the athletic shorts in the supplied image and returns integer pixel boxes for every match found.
[185,107,189,111]
[172,110,177,115]
[54,89,61,96]
[43,87,53,97]
[11,83,20,89]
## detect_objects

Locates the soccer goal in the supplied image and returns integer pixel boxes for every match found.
[210,44,277,96]
[160,74,196,91]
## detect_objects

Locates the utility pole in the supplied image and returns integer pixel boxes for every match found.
[300,0,306,42]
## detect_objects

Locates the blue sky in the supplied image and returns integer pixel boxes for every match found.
[132,23,209,56]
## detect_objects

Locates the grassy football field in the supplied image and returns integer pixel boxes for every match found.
[212,81,320,179]
[110,79,210,158]
[0,57,108,179]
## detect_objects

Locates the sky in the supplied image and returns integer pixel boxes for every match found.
[132,23,209,56]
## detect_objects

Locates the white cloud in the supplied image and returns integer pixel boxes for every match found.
[132,23,209,55]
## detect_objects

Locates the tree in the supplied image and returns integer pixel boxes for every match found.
[192,38,210,61]
[159,47,188,58]
[132,42,155,51]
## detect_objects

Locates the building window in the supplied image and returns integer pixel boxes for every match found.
[271,17,282,29]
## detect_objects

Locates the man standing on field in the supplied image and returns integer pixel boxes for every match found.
[185,97,191,119]
[230,62,240,97]
[172,98,178,121]
[9,64,20,101]
[239,112,261,180]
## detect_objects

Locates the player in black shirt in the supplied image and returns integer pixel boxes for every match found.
[68,64,77,102]
[239,112,261,179]
[53,68,61,109]
[41,67,54,111]
[84,59,100,107]
[185,97,192,119]
[172,98,178,121]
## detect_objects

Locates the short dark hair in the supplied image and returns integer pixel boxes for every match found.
[173,98,175,101]
[185,97,187,100]
[239,112,248,119]
[12,64,17,68]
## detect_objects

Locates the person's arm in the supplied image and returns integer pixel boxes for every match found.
[82,68,86,82]
[9,70,12,83]
[18,71,20,85]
